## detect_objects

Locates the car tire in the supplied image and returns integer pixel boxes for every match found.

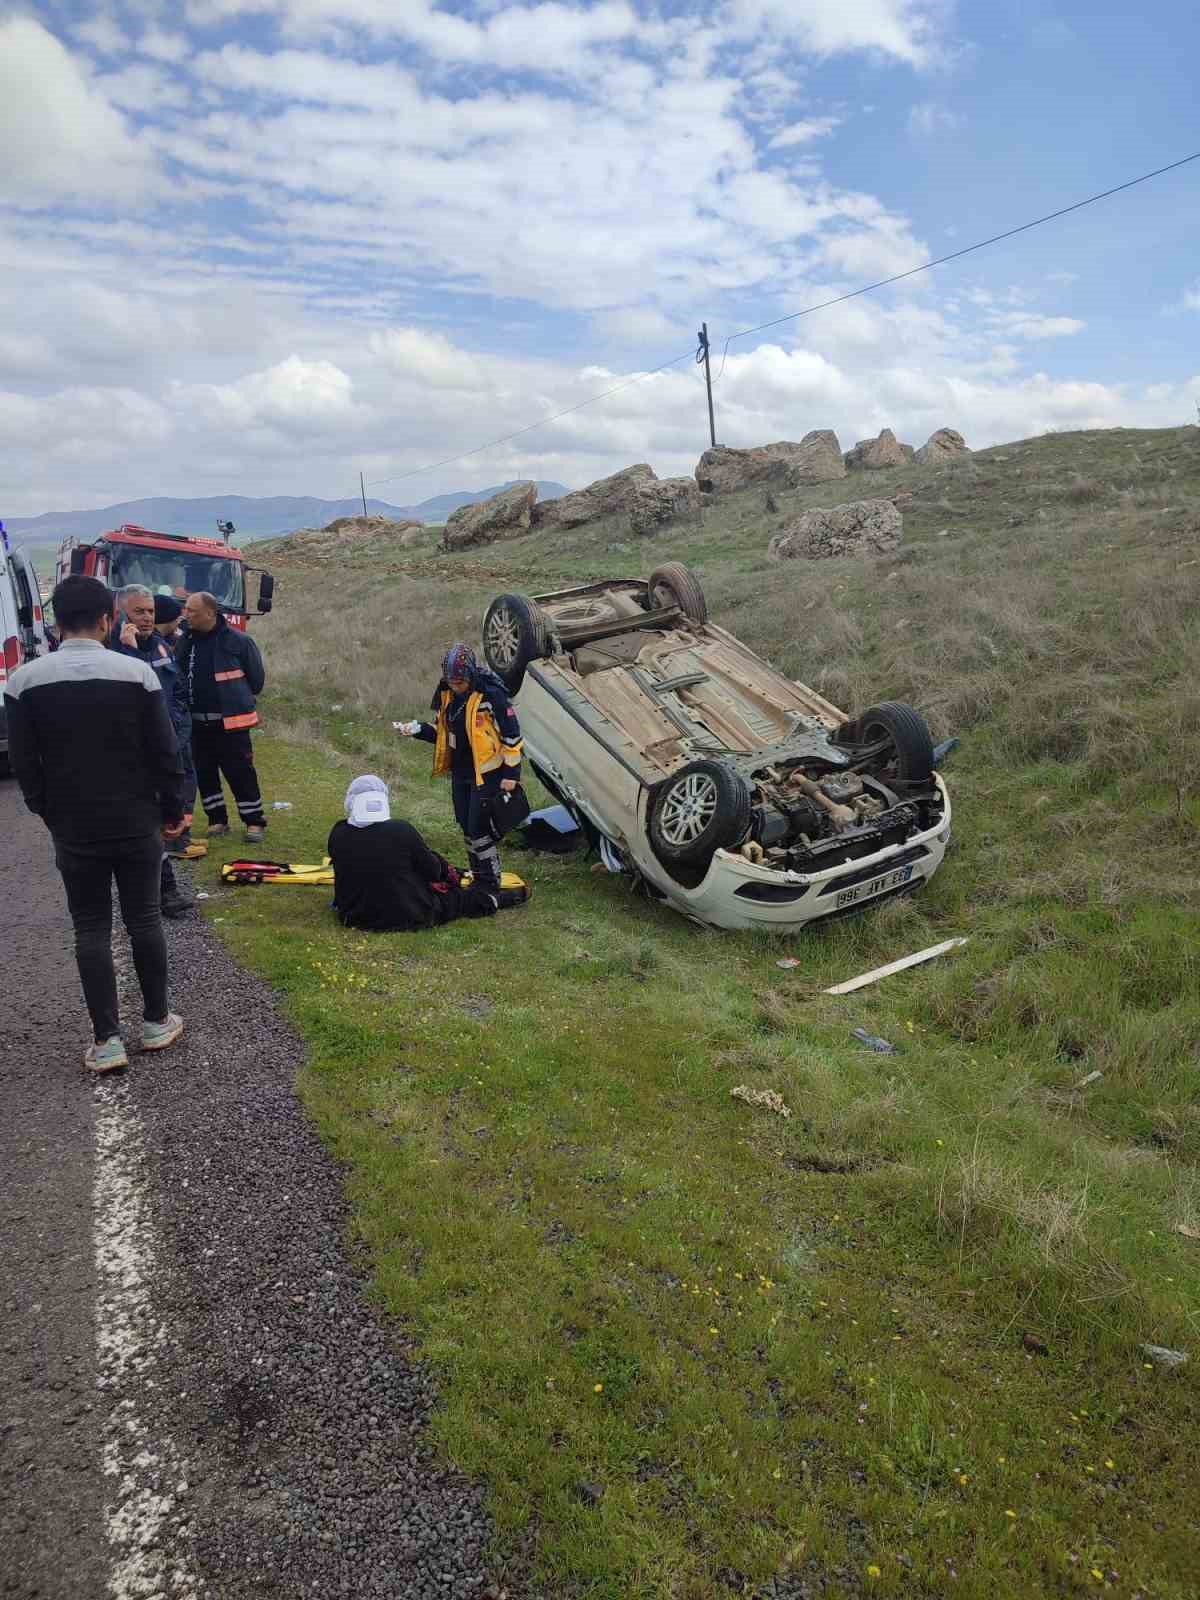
[649,759,752,867]
[647,562,707,625]
[838,701,934,783]
[482,593,552,691]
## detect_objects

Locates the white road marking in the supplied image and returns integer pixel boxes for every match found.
[94,1071,198,1599]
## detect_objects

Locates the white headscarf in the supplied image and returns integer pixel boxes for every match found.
[345,773,391,828]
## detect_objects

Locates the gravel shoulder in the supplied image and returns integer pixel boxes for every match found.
[1,780,507,1599]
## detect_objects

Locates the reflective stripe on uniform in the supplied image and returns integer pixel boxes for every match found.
[223,711,258,730]
[214,669,245,682]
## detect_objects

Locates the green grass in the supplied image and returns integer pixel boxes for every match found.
[201,426,1200,1598]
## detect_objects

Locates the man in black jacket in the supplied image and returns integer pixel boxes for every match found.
[178,591,267,843]
[6,576,187,1073]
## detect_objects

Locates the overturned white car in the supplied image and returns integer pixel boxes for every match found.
[482,563,951,932]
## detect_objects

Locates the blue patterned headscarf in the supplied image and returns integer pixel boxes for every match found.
[442,641,478,684]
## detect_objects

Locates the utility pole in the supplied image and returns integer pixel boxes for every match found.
[697,322,717,449]
[360,471,368,517]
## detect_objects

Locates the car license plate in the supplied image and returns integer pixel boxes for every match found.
[835,864,914,909]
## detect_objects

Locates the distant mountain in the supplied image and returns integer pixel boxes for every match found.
[3,481,571,547]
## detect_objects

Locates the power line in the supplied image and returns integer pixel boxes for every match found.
[364,345,698,490]
[716,149,1200,377]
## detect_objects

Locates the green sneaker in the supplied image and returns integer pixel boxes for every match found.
[85,1036,129,1074]
[142,1013,184,1052]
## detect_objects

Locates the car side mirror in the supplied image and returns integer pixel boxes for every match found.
[257,572,275,614]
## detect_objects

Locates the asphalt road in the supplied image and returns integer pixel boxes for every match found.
[0,779,512,1600]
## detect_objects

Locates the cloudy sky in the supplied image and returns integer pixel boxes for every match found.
[2,1,1198,516]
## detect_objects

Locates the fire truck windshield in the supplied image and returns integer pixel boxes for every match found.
[109,545,245,611]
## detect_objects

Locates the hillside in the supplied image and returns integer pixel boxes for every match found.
[206,425,1199,1598]
[4,480,570,546]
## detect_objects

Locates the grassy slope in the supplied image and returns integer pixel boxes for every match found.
[200,428,1200,1598]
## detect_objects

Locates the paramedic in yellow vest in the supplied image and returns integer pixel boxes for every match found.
[397,642,522,896]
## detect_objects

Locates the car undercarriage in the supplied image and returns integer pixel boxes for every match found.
[481,565,951,930]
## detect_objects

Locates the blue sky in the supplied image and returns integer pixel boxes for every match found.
[1,0,1197,515]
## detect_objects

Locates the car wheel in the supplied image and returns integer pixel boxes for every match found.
[482,593,551,691]
[648,562,707,625]
[839,701,934,783]
[649,759,752,866]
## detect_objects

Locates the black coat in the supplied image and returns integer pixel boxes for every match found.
[328,819,467,931]
[177,617,265,729]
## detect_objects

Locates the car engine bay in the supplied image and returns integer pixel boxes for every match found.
[745,760,942,873]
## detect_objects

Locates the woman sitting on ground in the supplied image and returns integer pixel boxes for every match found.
[327,775,526,933]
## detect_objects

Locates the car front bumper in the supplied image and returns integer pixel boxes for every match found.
[632,777,952,932]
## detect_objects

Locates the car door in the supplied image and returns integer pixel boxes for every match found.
[8,547,48,661]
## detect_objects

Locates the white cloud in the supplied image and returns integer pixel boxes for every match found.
[726,0,941,67]
[1182,281,1200,312]
[0,17,156,203]
[73,15,133,55]
[769,116,841,148]
[178,356,357,433]
[590,307,686,346]
[139,27,190,63]
[994,314,1085,340]
[907,100,963,136]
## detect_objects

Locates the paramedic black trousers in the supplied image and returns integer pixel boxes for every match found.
[53,831,169,1042]
[192,720,265,829]
[451,776,502,893]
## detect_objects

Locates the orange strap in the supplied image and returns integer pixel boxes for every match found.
[223,711,259,730]
[214,668,245,681]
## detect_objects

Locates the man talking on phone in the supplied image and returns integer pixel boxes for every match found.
[6,576,188,1073]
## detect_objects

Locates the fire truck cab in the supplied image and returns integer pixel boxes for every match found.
[54,523,275,632]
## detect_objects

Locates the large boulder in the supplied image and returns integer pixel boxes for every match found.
[769,498,903,561]
[286,514,424,558]
[536,464,657,528]
[694,432,845,494]
[321,514,422,540]
[781,430,845,486]
[628,476,702,537]
[443,481,536,550]
[845,428,912,471]
[914,426,970,464]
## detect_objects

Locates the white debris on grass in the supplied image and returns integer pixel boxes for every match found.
[730,1084,791,1119]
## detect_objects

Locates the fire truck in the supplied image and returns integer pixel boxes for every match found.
[55,520,275,630]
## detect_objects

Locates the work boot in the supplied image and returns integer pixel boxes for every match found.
[161,859,193,919]
[244,822,266,845]
[165,830,202,859]
[207,822,230,837]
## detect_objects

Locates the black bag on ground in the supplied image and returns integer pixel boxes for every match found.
[484,783,532,839]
